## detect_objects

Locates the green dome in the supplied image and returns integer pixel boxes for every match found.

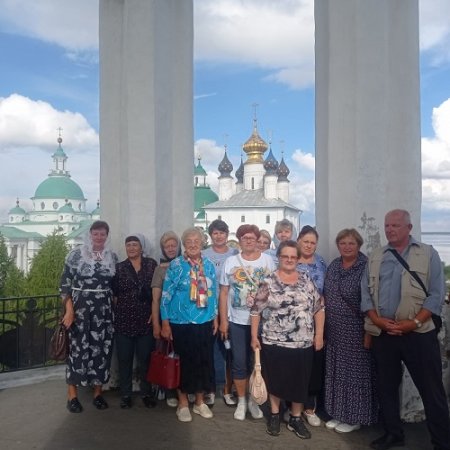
[33,175,85,200]
[58,203,75,213]
[194,160,207,176]
[9,205,26,215]
[194,186,218,211]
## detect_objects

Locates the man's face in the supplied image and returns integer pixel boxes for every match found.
[384,212,412,246]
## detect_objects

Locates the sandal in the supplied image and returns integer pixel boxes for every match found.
[93,395,109,410]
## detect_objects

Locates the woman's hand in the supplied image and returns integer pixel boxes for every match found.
[160,320,172,341]
[251,337,261,351]
[219,318,229,340]
[62,308,74,329]
[212,317,219,335]
[153,322,161,339]
[363,332,372,349]
[313,334,324,351]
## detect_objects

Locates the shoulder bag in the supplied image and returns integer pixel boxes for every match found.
[249,347,268,405]
[48,321,69,361]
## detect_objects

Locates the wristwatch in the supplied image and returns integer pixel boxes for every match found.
[413,318,423,329]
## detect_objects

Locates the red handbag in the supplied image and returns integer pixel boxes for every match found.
[146,340,180,389]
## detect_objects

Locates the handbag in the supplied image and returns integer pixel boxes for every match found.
[146,339,180,389]
[48,321,69,361]
[249,347,268,405]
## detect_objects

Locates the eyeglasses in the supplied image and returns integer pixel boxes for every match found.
[279,255,298,261]
[240,237,256,242]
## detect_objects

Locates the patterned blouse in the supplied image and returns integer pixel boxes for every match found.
[297,253,327,295]
[251,271,321,349]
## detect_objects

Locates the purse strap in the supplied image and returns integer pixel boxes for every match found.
[253,347,262,372]
[237,255,259,289]
[387,248,429,296]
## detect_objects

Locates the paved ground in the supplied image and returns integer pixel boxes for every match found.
[0,368,433,450]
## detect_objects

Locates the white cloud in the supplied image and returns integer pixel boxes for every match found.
[194,0,315,88]
[419,0,450,63]
[0,0,98,51]
[292,148,315,171]
[421,97,450,223]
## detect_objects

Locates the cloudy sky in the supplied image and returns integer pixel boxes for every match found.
[0,0,449,230]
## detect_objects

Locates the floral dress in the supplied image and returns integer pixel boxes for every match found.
[60,247,118,386]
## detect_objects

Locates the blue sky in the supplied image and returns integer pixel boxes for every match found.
[0,0,449,230]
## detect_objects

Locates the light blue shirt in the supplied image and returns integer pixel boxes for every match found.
[160,255,217,324]
[361,237,444,318]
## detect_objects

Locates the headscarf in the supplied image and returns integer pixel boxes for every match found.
[80,227,116,274]
[126,233,152,258]
[159,231,181,264]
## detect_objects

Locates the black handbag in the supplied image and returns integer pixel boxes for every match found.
[48,322,69,361]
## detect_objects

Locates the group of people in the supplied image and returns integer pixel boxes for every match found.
[60,209,450,450]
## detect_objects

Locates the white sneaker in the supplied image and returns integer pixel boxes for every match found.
[248,399,263,419]
[223,393,237,406]
[176,406,192,422]
[166,397,178,408]
[325,419,341,430]
[204,392,215,406]
[335,423,360,433]
[193,403,213,419]
[303,410,321,427]
[234,402,247,421]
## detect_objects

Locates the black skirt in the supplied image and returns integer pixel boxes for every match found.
[261,343,313,404]
[171,321,214,393]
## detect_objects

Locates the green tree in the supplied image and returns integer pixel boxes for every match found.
[3,264,26,297]
[0,233,11,297]
[25,231,69,296]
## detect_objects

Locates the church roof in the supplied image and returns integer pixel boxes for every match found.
[194,185,219,211]
[58,202,75,213]
[0,226,43,239]
[204,188,300,212]
[218,148,233,177]
[264,146,279,174]
[33,175,86,200]
[194,158,207,176]
[9,200,26,215]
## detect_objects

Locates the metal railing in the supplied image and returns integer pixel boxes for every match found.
[0,294,63,373]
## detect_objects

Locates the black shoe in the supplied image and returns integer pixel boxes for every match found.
[370,433,405,450]
[67,397,83,413]
[287,416,311,439]
[93,395,109,410]
[142,395,157,408]
[120,396,132,409]
[266,413,280,436]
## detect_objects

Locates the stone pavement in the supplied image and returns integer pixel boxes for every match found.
[0,368,432,450]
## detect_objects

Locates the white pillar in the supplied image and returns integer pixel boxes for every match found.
[99,0,193,258]
[315,0,421,261]
[218,176,234,201]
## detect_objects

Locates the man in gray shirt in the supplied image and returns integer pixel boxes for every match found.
[361,209,449,450]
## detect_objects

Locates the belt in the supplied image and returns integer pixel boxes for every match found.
[72,288,111,293]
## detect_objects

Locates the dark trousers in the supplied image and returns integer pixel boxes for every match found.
[115,333,154,397]
[372,330,450,450]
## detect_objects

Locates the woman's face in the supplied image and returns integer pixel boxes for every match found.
[337,235,360,260]
[278,246,299,272]
[298,232,317,259]
[163,239,179,260]
[90,228,108,250]
[257,235,271,252]
[183,234,203,259]
[125,240,142,259]
[210,230,228,248]
[239,233,258,253]
[276,227,292,243]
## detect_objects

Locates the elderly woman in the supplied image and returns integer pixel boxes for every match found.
[160,227,217,422]
[324,229,377,433]
[61,220,118,413]
[257,229,272,252]
[151,230,181,407]
[112,234,158,409]
[251,240,323,439]
[296,225,327,427]
[219,224,276,421]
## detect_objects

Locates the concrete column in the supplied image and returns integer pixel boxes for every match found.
[315,0,421,261]
[99,0,193,258]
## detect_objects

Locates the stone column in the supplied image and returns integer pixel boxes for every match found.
[99,0,193,258]
[315,0,421,262]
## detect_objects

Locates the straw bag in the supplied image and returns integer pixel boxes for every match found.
[249,347,267,405]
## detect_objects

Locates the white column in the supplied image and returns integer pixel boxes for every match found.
[218,176,234,201]
[99,0,193,258]
[315,0,421,261]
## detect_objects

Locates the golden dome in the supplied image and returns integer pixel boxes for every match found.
[242,119,268,164]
